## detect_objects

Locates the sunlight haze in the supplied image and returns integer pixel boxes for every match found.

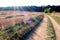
[0,0,60,7]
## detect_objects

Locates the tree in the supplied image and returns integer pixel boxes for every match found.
[44,8,51,13]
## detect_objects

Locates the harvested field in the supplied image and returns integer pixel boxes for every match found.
[0,11,44,40]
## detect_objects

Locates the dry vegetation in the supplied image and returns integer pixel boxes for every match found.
[51,13,60,25]
[0,11,44,40]
[46,18,56,40]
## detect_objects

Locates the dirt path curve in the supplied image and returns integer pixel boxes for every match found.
[47,15,60,40]
[25,15,48,40]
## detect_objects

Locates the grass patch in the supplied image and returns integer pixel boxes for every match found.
[46,13,60,25]
[46,18,56,40]
[52,16,60,25]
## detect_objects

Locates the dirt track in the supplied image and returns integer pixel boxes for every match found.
[47,15,60,40]
[23,15,47,40]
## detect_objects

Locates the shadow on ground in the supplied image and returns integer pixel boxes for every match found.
[22,18,44,40]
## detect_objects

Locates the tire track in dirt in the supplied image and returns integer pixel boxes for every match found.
[23,15,47,40]
[47,15,60,40]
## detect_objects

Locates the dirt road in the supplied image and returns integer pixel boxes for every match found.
[23,15,47,40]
[47,15,60,40]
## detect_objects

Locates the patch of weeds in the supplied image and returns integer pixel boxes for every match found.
[46,18,56,40]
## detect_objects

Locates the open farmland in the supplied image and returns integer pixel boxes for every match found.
[0,6,60,40]
[0,11,43,29]
[0,11,44,40]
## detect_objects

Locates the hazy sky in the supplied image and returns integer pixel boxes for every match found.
[0,0,60,7]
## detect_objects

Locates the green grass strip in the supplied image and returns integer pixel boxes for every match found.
[46,18,56,40]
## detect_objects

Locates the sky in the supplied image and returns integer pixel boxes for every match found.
[0,0,60,7]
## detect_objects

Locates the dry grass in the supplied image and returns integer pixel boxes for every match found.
[46,18,56,40]
[0,11,43,29]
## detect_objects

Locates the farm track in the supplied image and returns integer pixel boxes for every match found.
[23,15,47,40]
[47,15,60,40]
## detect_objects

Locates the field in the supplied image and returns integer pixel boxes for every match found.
[0,11,43,29]
[0,11,44,40]
[51,13,60,25]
